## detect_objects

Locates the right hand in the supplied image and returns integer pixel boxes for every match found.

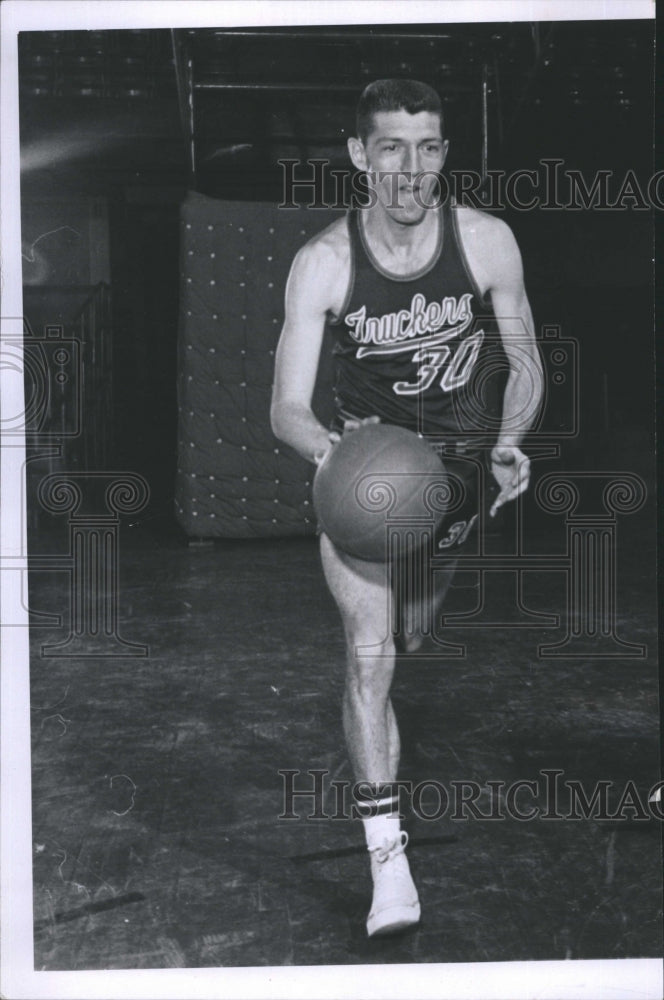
[313,415,380,465]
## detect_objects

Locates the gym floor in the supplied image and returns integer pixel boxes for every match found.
[28,507,661,971]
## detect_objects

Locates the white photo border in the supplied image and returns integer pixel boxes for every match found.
[1,2,659,999]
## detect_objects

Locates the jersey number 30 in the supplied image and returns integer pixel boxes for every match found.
[393,330,484,396]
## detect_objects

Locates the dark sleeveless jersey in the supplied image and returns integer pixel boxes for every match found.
[327,201,500,442]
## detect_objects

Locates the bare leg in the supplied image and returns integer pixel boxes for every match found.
[320,532,399,784]
[320,532,421,936]
[398,556,458,654]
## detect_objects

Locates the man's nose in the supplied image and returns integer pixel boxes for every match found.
[401,146,422,179]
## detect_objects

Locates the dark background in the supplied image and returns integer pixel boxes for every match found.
[18,21,656,537]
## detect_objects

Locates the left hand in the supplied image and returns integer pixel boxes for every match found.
[341,415,381,434]
[490,445,530,517]
[313,416,380,465]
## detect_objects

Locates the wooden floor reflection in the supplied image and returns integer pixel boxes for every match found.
[28,519,661,969]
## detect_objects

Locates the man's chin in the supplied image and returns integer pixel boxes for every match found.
[388,204,429,226]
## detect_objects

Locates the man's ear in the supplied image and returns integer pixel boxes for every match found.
[347,136,368,172]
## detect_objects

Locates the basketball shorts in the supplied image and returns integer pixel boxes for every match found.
[428,443,497,556]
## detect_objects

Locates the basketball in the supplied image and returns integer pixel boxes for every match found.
[313,423,448,561]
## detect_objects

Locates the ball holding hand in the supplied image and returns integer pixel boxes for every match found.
[313,415,380,466]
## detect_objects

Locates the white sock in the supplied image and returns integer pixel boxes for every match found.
[361,797,401,850]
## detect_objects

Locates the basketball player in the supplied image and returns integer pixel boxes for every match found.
[271,80,543,937]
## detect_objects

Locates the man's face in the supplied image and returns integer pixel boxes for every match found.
[349,109,448,224]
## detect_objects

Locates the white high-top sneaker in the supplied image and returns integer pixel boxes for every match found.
[366,831,421,937]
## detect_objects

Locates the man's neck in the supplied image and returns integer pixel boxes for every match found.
[361,205,440,272]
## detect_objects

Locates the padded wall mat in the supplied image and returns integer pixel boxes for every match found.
[175,191,339,538]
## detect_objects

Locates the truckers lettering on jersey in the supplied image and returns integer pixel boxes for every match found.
[344,291,474,358]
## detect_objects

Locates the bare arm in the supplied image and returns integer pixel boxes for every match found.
[486,221,544,513]
[271,241,338,464]
[489,225,543,449]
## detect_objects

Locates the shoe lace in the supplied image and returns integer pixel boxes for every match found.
[368,831,409,865]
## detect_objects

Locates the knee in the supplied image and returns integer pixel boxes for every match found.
[344,621,395,662]
[344,635,395,697]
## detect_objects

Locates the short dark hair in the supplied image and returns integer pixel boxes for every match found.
[356,79,443,144]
